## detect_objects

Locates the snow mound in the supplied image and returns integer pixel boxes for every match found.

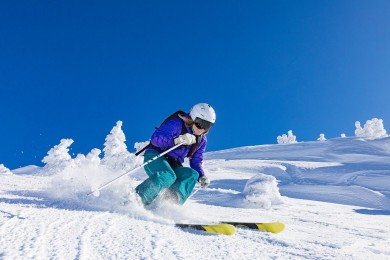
[0,164,13,175]
[243,173,283,208]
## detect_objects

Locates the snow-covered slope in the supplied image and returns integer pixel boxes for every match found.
[1,137,390,259]
[206,137,390,210]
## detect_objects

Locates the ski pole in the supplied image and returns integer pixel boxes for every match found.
[191,187,200,197]
[188,186,205,200]
[87,143,183,196]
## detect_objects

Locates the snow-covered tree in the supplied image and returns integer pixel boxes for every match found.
[42,139,74,172]
[277,130,297,144]
[102,121,137,171]
[355,118,388,139]
[0,164,13,175]
[86,148,102,165]
[73,148,102,167]
[317,133,327,141]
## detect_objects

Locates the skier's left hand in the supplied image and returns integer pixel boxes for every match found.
[199,176,210,188]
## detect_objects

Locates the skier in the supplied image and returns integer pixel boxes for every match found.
[135,103,216,205]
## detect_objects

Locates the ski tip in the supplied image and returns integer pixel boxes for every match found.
[257,222,285,234]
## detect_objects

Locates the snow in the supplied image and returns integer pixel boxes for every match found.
[1,124,390,259]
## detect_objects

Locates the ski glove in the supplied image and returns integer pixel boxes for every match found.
[199,176,210,188]
[174,133,196,145]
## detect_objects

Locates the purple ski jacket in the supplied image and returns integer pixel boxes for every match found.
[146,113,207,178]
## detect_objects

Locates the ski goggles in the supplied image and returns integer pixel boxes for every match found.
[194,118,214,130]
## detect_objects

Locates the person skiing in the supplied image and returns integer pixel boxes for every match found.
[135,103,216,206]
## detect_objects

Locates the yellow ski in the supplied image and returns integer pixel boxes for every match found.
[175,223,236,236]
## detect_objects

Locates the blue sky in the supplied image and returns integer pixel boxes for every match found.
[1,1,390,169]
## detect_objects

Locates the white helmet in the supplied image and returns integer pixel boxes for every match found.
[190,103,216,130]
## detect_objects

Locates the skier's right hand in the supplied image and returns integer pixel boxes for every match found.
[174,133,196,145]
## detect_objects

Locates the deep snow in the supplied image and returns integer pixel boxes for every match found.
[1,136,390,259]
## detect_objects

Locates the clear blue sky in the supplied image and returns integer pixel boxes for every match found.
[1,1,390,169]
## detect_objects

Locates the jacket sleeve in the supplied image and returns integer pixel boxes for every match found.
[150,118,182,150]
[190,136,207,179]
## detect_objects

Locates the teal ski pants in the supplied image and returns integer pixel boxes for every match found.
[135,151,199,205]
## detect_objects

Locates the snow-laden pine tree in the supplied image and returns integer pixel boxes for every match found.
[73,148,102,168]
[102,121,137,171]
[277,130,297,144]
[317,133,327,141]
[355,118,388,139]
[86,148,102,165]
[42,139,74,173]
